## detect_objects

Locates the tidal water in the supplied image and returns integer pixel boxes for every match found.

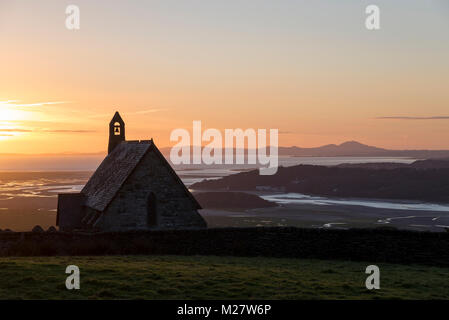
[260,193,449,212]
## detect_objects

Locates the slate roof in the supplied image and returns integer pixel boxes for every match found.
[81,141,151,212]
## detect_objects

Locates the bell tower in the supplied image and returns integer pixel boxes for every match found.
[108,111,126,154]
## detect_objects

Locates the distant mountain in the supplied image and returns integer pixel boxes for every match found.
[160,141,449,158]
[279,141,387,157]
[279,141,449,158]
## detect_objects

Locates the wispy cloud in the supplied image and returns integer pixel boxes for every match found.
[45,129,96,133]
[376,116,449,120]
[87,108,166,118]
[134,108,166,115]
[0,128,32,132]
[0,100,18,104]
[0,100,71,108]
[0,128,96,134]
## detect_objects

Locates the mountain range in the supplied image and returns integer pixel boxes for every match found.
[278,141,449,158]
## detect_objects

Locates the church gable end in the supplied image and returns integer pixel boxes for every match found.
[94,144,206,231]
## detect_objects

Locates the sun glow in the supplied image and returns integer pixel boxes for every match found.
[0,103,32,141]
[0,104,30,122]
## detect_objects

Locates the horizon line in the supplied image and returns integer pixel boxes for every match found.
[3,140,449,156]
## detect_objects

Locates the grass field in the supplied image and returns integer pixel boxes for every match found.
[0,255,448,299]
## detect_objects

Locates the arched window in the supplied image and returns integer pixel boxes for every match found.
[114,122,121,135]
[147,192,157,227]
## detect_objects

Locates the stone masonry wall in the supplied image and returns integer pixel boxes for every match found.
[1,228,448,267]
[95,148,206,231]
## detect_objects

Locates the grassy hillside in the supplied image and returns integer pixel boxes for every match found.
[0,255,448,300]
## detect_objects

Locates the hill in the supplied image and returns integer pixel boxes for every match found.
[193,191,277,209]
[191,161,449,202]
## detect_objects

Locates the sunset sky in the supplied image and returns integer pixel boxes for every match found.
[1,0,449,154]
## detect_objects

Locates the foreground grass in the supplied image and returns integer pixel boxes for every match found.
[0,255,448,299]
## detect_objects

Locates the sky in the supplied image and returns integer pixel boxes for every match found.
[0,0,449,154]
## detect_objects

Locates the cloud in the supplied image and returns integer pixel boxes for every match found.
[0,128,32,132]
[0,100,18,104]
[1,120,63,126]
[44,129,96,133]
[0,100,71,108]
[87,108,166,118]
[134,108,166,115]
[0,128,96,134]
[376,116,449,120]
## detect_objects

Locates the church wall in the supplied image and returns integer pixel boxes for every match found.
[95,147,206,231]
[57,193,86,231]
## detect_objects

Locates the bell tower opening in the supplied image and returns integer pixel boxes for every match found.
[108,111,126,154]
[114,122,121,135]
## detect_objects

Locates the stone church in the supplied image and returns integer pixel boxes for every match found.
[56,111,207,232]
